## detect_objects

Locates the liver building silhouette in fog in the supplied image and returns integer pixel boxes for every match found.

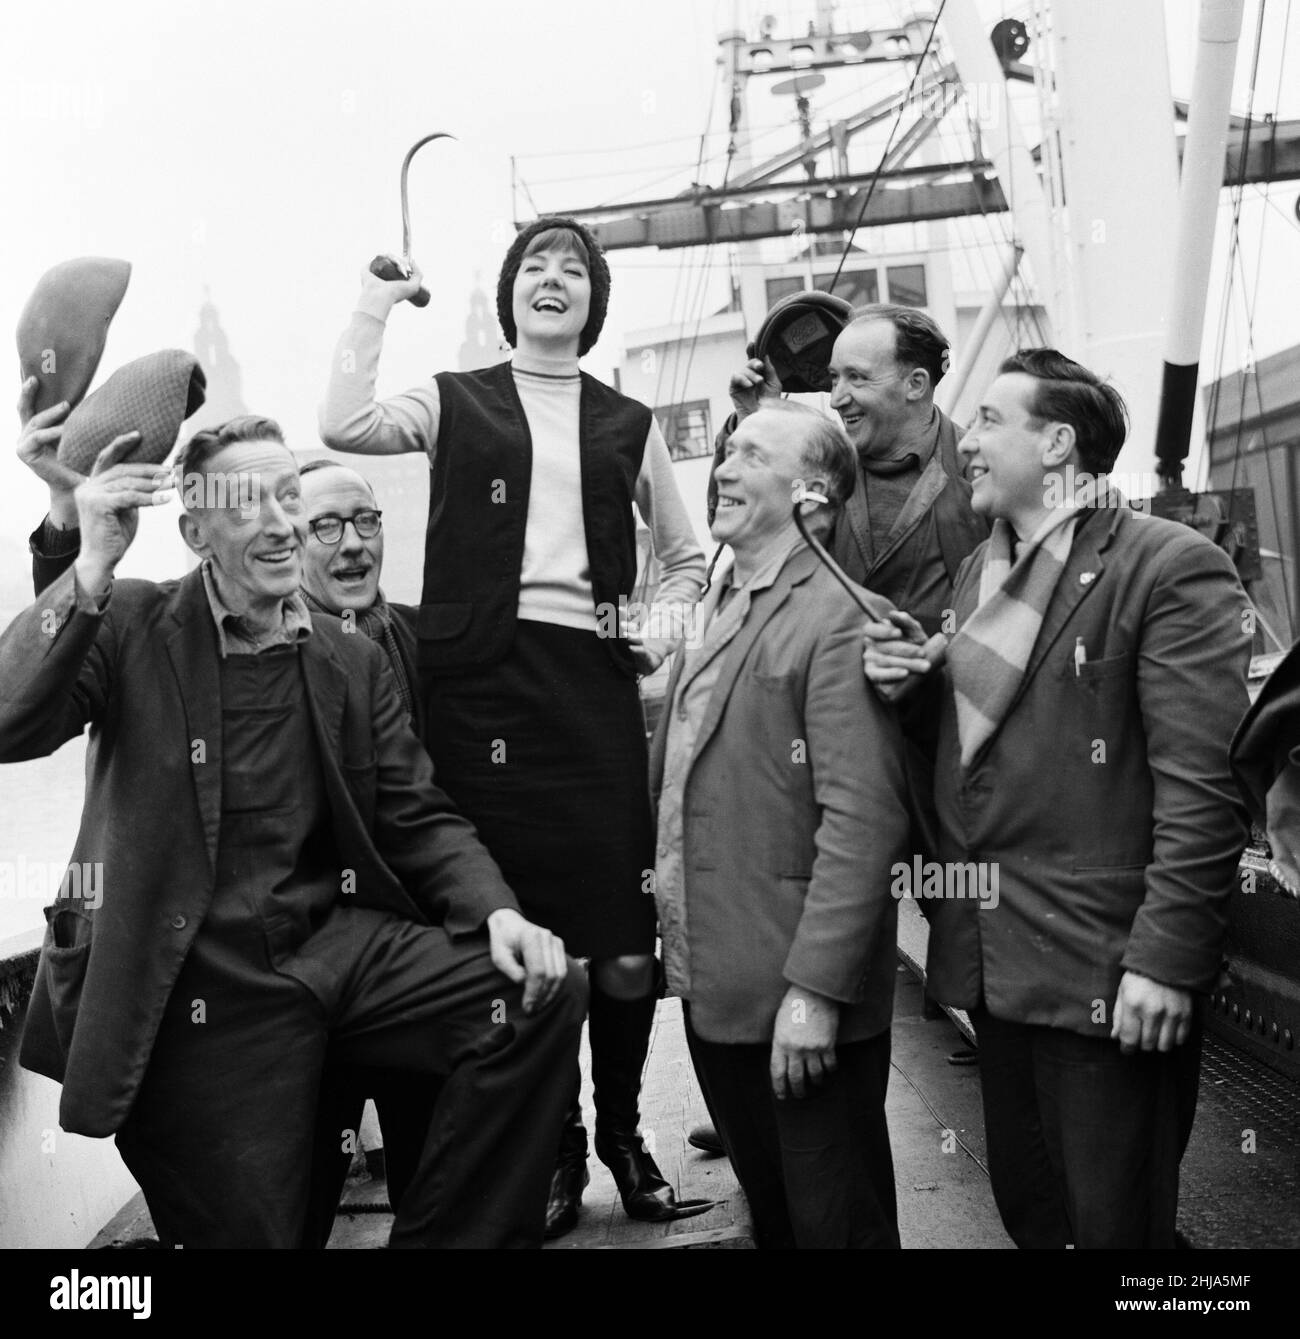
[458,273,506,371]
[189,290,249,430]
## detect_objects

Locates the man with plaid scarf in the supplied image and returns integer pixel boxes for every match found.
[864,349,1252,1249]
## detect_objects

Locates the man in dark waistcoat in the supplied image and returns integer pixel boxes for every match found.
[1,413,585,1248]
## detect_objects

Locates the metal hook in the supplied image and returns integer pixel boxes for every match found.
[370,131,457,308]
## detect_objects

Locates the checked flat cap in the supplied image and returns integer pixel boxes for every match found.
[57,349,207,473]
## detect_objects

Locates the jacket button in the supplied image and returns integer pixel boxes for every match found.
[170,914,187,930]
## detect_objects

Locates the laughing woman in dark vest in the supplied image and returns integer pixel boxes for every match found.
[319,217,707,1237]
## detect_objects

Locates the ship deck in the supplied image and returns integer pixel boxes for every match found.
[89,901,1300,1250]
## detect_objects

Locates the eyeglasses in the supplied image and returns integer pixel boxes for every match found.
[308,510,383,545]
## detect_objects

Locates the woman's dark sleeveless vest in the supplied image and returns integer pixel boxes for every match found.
[417,361,650,676]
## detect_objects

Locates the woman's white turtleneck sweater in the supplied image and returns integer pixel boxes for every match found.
[319,305,705,633]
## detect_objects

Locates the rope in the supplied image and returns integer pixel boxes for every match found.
[826,0,950,293]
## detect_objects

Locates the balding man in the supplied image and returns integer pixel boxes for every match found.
[653,400,910,1248]
[691,303,990,1157]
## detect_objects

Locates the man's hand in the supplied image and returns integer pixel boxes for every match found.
[71,440,169,597]
[628,635,669,677]
[728,354,782,422]
[1111,971,1194,1054]
[17,377,87,528]
[770,985,840,1100]
[863,608,938,702]
[486,907,569,1016]
[358,258,425,316]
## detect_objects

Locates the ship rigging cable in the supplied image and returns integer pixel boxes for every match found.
[826,0,950,294]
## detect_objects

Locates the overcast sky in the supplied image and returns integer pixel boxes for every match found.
[2,0,1297,545]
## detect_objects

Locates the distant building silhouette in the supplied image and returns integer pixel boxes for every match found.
[188,291,249,430]
[458,273,507,371]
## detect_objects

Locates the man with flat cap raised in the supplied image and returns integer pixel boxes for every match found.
[708,299,987,634]
[16,394,475,1247]
[1,411,585,1248]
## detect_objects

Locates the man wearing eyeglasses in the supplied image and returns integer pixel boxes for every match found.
[294,459,438,1246]
[296,460,420,735]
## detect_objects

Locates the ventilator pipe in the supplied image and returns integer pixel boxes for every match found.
[936,243,1022,417]
[1153,0,1246,487]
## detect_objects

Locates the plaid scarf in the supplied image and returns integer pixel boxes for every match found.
[947,482,1113,769]
[301,587,416,724]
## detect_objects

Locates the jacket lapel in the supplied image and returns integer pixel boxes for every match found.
[869,451,948,573]
[649,560,730,800]
[300,627,349,774]
[649,650,686,801]
[1003,508,1121,718]
[834,468,873,577]
[689,546,818,766]
[952,510,1120,772]
[164,571,224,873]
[675,563,734,696]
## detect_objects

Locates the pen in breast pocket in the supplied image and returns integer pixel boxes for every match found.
[1074,637,1087,677]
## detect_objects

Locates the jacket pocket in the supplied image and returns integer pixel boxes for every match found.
[43,905,93,1057]
[1064,650,1132,682]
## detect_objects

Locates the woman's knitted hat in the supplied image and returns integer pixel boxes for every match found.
[496,216,610,357]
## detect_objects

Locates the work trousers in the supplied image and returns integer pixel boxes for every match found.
[301,1063,442,1247]
[973,1006,1203,1249]
[684,1007,900,1249]
[115,905,586,1249]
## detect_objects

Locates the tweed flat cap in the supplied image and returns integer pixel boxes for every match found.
[16,258,132,415]
[57,349,206,473]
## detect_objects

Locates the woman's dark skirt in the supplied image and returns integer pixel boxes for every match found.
[421,618,656,959]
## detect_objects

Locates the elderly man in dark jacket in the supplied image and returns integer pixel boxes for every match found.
[19,391,432,1244]
[2,411,584,1248]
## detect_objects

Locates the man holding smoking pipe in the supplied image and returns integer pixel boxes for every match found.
[652,398,911,1249]
[687,300,990,1159]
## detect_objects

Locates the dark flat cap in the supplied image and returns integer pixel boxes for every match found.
[753,290,854,394]
[57,350,206,473]
[16,258,132,415]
